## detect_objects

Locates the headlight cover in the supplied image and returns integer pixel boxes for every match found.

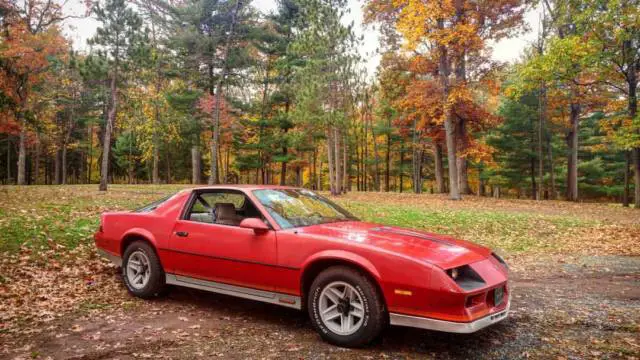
[446,265,486,291]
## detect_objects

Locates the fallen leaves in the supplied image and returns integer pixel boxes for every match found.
[0,185,638,359]
[0,244,126,336]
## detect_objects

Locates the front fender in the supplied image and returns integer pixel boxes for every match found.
[300,249,382,281]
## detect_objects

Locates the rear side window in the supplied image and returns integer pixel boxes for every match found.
[134,194,174,213]
[191,192,246,213]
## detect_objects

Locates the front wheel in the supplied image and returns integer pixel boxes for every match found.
[122,241,166,298]
[308,266,386,347]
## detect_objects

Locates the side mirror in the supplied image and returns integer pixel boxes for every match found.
[239,218,270,235]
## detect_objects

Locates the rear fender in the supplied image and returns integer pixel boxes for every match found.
[121,228,158,255]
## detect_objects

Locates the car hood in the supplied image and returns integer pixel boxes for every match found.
[297,221,491,269]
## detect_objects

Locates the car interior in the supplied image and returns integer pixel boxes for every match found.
[186,191,263,226]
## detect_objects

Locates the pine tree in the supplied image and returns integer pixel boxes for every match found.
[292,0,359,195]
[89,0,143,191]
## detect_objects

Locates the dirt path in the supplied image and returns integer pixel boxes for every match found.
[2,255,638,360]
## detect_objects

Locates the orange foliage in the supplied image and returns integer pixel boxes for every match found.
[0,0,69,141]
[197,93,240,143]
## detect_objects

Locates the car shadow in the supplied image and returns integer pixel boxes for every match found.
[146,284,528,359]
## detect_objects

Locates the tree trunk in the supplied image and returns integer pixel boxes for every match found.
[434,142,445,193]
[210,89,221,186]
[312,147,317,189]
[280,150,288,185]
[326,130,335,195]
[385,122,391,192]
[343,132,348,192]
[61,114,73,185]
[537,84,546,200]
[45,151,49,185]
[412,148,423,194]
[152,140,159,184]
[623,151,630,207]
[411,117,421,194]
[218,144,225,184]
[34,134,40,185]
[152,23,161,185]
[280,102,290,186]
[453,0,468,196]
[478,167,486,196]
[456,119,470,194]
[566,103,580,201]
[318,159,323,190]
[225,145,230,183]
[529,114,537,199]
[17,120,26,185]
[100,68,118,192]
[355,128,361,191]
[54,149,62,185]
[190,144,200,184]
[547,133,556,199]
[530,154,537,200]
[210,0,241,185]
[437,20,460,200]
[295,166,301,187]
[62,146,68,185]
[6,136,11,184]
[398,147,404,193]
[363,93,369,191]
[166,148,171,183]
[625,50,639,208]
[634,148,640,208]
[371,117,380,191]
[334,127,342,195]
[87,124,93,183]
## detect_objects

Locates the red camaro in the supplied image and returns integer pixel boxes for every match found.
[94,185,509,347]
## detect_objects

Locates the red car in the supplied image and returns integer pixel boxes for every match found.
[95,185,509,347]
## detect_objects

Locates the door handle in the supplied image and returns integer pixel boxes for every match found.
[176,231,189,237]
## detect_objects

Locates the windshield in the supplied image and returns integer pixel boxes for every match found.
[252,189,358,229]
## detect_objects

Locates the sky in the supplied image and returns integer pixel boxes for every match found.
[63,0,541,77]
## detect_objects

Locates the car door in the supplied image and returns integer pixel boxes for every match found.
[167,190,280,292]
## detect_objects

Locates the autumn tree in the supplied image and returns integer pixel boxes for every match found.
[366,0,529,199]
[0,0,69,185]
[393,54,445,193]
[579,0,640,207]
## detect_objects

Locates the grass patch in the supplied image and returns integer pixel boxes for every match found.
[336,199,597,253]
[0,185,636,256]
[0,210,99,252]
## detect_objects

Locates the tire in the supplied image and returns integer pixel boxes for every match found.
[308,266,386,347]
[122,240,166,299]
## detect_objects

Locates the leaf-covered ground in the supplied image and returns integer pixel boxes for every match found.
[0,185,638,359]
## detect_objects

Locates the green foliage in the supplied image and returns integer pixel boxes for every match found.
[487,92,539,192]
[89,0,144,69]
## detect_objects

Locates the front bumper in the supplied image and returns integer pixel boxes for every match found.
[389,298,510,333]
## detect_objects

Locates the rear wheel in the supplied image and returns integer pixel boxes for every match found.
[308,266,386,347]
[122,241,165,298]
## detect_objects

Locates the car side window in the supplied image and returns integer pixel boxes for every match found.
[185,191,261,227]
